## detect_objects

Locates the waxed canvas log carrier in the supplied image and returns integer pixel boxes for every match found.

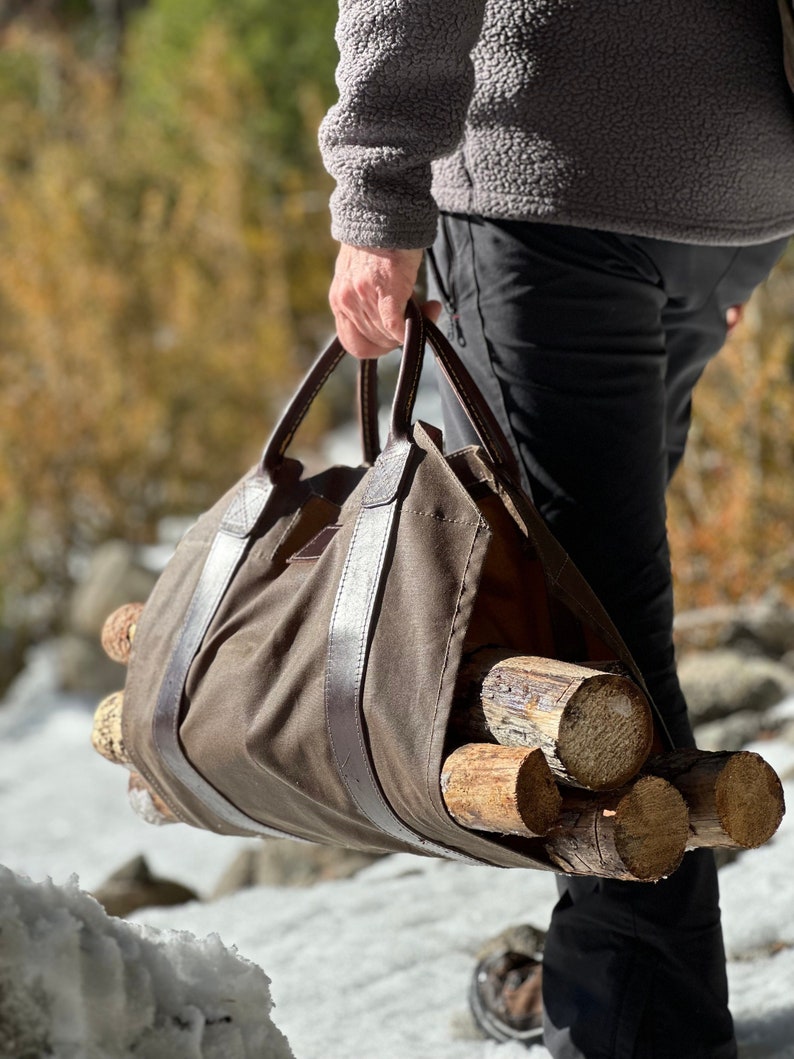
[122,304,674,870]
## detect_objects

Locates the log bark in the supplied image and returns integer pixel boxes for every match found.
[452,650,653,791]
[438,742,689,881]
[646,749,785,850]
[441,743,562,837]
[543,777,690,882]
[101,602,145,665]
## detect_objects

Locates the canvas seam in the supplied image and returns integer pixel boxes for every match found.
[423,520,483,834]
[398,507,482,528]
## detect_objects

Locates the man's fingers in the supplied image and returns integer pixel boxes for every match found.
[336,311,394,359]
[331,276,398,352]
[335,296,446,359]
[378,294,409,345]
[329,244,425,359]
[421,299,442,324]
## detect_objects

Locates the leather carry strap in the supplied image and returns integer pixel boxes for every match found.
[260,341,380,478]
[260,301,520,485]
[422,313,521,483]
[151,472,306,838]
[324,311,486,863]
[389,304,521,485]
[358,357,380,465]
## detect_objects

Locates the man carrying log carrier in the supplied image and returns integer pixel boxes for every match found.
[318,2,794,1055]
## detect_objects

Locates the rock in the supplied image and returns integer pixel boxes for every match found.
[69,541,157,641]
[211,840,386,898]
[679,650,794,724]
[693,710,768,753]
[674,594,794,658]
[674,605,744,653]
[91,855,198,918]
[719,595,794,659]
[55,633,125,696]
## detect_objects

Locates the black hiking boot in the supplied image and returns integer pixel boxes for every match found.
[468,924,545,1046]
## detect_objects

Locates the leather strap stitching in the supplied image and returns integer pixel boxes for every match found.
[276,346,345,461]
[150,478,306,840]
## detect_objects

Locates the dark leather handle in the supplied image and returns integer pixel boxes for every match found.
[421,311,521,481]
[261,302,520,483]
[358,357,381,465]
[259,342,381,477]
[389,303,521,481]
[260,338,345,478]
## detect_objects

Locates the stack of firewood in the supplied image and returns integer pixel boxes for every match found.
[93,604,786,882]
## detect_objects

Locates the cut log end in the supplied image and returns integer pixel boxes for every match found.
[546,776,689,882]
[613,776,689,880]
[100,602,145,665]
[91,691,131,767]
[441,743,562,837]
[455,652,653,791]
[647,748,786,851]
[715,752,785,849]
[558,674,653,791]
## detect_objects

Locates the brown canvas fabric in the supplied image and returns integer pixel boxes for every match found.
[121,310,666,869]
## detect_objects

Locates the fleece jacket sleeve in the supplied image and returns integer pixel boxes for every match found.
[318,0,485,249]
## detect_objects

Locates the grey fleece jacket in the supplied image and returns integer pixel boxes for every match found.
[319,0,794,249]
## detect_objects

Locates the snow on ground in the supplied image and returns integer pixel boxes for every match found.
[0,869,294,1059]
[2,670,794,1059]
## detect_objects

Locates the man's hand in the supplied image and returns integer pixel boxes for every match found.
[329,244,441,358]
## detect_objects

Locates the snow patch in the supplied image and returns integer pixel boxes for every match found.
[0,867,294,1059]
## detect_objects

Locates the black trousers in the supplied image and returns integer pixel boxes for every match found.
[428,216,788,1059]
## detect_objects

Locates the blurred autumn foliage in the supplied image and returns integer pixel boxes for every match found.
[0,0,340,678]
[668,252,794,611]
[0,2,792,692]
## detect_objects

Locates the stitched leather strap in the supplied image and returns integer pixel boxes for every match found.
[358,358,381,465]
[324,439,483,862]
[152,471,304,838]
[324,313,485,863]
[421,313,521,483]
[260,339,381,478]
[261,304,520,485]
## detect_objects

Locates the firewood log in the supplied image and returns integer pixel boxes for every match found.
[127,773,177,826]
[100,615,651,793]
[91,691,178,825]
[645,748,785,850]
[542,777,690,882]
[452,650,653,791]
[91,691,130,768]
[100,602,145,665]
[441,743,562,837]
[89,653,784,879]
[439,745,687,879]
